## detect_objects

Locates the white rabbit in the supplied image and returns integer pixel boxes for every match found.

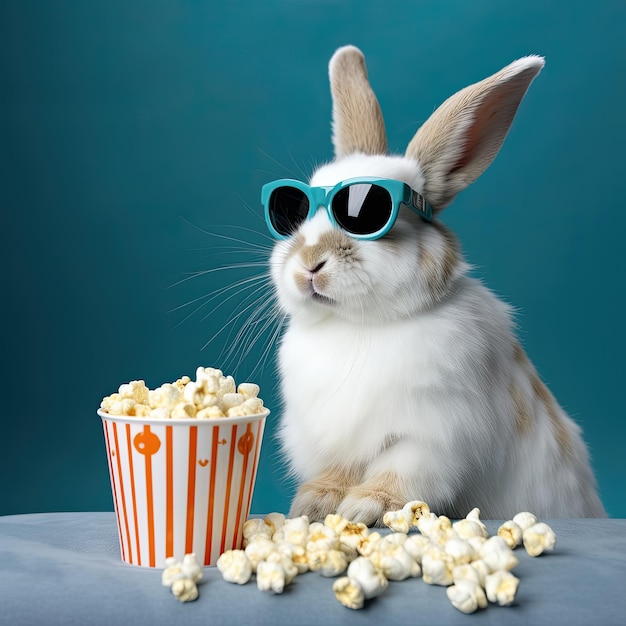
[268,45,606,524]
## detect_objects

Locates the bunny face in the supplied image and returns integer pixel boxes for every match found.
[269,152,464,324]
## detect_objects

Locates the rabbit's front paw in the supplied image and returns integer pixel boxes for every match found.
[289,466,362,522]
[337,477,406,527]
[289,483,344,522]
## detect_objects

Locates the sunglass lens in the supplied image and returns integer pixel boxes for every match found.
[268,186,310,236]
[332,183,393,236]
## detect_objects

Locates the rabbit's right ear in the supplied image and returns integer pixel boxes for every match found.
[329,46,388,158]
[406,56,545,210]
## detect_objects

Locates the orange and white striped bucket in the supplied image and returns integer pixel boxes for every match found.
[98,409,268,568]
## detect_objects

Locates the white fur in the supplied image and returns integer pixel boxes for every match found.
[270,49,605,521]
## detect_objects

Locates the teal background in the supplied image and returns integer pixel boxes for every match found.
[1,0,625,518]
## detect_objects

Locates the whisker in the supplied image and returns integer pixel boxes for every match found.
[168,262,268,289]
[170,272,268,316]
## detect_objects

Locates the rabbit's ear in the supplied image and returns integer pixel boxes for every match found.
[405,56,544,210]
[329,46,388,157]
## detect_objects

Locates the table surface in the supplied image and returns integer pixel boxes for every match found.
[1,513,625,626]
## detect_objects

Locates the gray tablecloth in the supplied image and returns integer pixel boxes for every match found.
[1,513,625,625]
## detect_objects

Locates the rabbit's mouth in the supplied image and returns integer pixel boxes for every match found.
[310,290,335,306]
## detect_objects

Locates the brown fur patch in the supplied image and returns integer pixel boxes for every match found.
[329,47,387,157]
[513,342,530,369]
[420,222,459,303]
[344,470,406,515]
[298,231,354,270]
[530,373,574,459]
[510,381,532,435]
[289,465,364,521]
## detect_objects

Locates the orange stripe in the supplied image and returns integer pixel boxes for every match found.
[220,424,238,555]
[243,419,264,532]
[144,426,156,568]
[165,426,174,558]
[113,422,133,564]
[233,436,251,549]
[204,425,220,565]
[104,421,125,562]
[185,426,198,554]
[125,423,141,566]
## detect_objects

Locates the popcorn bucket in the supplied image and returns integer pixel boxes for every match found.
[98,409,268,568]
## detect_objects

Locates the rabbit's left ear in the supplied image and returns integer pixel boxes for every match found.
[329,46,388,157]
[406,56,545,210]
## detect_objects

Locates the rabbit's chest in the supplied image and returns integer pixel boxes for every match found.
[278,318,460,456]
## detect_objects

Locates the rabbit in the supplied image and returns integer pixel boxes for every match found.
[268,45,606,525]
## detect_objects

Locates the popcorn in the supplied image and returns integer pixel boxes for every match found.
[245,536,279,571]
[273,515,310,547]
[209,504,558,615]
[421,546,455,586]
[100,368,265,419]
[523,522,557,557]
[317,549,349,577]
[453,508,489,540]
[333,577,365,610]
[171,578,198,603]
[513,511,538,532]
[242,518,273,545]
[485,570,520,606]
[446,578,488,614]
[369,539,421,581]
[479,536,519,572]
[382,508,410,533]
[346,557,389,599]
[216,550,253,585]
[498,520,523,549]
[443,538,476,566]
[256,560,288,594]
[161,553,202,603]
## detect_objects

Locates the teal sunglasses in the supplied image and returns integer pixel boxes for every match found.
[262,177,433,241]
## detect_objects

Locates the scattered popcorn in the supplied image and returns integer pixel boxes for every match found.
[485,570,520,606]
[498,520,523,549]
[273,515,310,547]
[446,578,488,614]
[417,514,455,546]
[100,368,265,419]
[242,518,273,545]
[403,533,432,564]
[333,576,365,610]
[452,563,482,587]
[402,500,431,526]
[369,538,421,581]
[421,546,455,586]
[264,512,286,535]
[171,578,198,603]
[307,522,340,553]
[523,522,557,557]
[256,560,288,594]
[513,511,538,532]
[318,549,349,577]
[208,504,557,615]
[479,536,519,572]
[161,553,202,603]
[444,537,476,565]
[324,513,350,534]
[217,550,253,585]
[382,508,411,533]
[245,536,279,571]
[453,508,489,541]
[339,522,370,550]
[346,557,389,599]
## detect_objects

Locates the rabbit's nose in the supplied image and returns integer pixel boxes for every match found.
[309,260,326,274]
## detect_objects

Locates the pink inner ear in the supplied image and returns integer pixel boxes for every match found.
[450,89,511,176]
